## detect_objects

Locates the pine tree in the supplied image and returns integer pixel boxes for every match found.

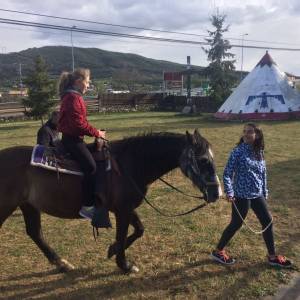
[22,56,56,123]
[203,13,236,104]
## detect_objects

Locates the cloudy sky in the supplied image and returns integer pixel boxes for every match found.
[1,0,300,74]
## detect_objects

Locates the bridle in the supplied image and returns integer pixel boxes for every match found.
[180,147,220,198]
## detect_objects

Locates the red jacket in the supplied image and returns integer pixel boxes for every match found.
[58,91,100,138]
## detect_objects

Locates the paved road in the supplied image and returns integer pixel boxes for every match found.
[265,273,300,300]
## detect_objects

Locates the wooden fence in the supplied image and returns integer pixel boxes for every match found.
[0,93,218,118]
[0,93,163,118]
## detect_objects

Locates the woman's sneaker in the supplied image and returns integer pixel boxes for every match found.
[211,249,236,265]
[268,255,292,268]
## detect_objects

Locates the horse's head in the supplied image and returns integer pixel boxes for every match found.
[179,129,222,203]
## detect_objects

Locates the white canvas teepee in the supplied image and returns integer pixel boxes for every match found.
[215,51,300,120]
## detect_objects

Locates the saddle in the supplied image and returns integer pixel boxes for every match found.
[30,139,117,176]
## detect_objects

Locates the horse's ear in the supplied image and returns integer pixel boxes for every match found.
[194,129,202,137]
[193,129,202,144]
[186,131,194,144]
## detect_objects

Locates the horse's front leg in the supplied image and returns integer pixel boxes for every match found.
[108,210,144,259]
[114,210,139,273]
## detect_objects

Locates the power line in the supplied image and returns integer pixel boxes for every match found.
[0,22,208,50]
[0,17,210,45]
[1,17,300,51]
[0,8,209,38]
[1,8,300,47]
[0,23,143,46]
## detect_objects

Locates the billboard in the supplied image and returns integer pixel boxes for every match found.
[163,72,183,90]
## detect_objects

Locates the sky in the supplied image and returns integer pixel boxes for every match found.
[1,0,300,74]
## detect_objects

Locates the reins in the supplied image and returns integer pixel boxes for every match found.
[124,170,208,217]
[158,177,205,200]
[144,194,207,217]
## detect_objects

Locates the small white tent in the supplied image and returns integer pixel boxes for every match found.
[215,51,300,120]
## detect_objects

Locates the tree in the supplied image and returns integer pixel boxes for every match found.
[93,80,107,95]
[203,13,236,104]
[22,56,56,123]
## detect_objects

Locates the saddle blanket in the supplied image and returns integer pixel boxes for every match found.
[30,145,83,176]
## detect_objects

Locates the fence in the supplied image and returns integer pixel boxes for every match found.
[0,93,218,119]
[0,93,164,117]
[157,95,219,112]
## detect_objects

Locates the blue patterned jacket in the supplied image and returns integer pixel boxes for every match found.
[223,143,268,199]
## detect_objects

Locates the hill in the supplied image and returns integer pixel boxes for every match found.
[0,46,203,88]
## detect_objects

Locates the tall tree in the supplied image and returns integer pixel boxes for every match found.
[203,13,236,104]
[22,56,56,123]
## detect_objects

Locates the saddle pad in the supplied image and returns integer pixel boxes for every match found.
[30,145,83,176]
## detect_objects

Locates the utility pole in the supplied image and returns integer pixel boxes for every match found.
[182,56,195,114]
[19,63,23,95]
[186,56,191,105]
[70,26,76,72]
[240,33,248,81]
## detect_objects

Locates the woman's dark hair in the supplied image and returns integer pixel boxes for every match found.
[238,123,265,160]
[58,68,90,96]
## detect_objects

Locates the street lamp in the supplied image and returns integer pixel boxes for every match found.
[70,26,76,72]
[240,33,248,81]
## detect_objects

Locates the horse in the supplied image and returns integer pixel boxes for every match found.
[0,129,221,273]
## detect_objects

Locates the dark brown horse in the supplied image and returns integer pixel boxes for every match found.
[0,130,221,273]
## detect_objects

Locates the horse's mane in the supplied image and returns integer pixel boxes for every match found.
[110,131,210,160]
[110,132,186,156]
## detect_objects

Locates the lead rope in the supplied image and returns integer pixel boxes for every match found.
[232,201,273,234]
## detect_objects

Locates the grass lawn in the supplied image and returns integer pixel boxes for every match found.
[0,111,299,299]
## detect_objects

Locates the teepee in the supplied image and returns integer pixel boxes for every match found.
[215,51,300,120]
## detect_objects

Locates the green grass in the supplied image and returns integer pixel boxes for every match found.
[0,112,299,299]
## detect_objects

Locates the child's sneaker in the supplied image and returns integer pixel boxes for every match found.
[211,249,236,265]
[268,255,292,268]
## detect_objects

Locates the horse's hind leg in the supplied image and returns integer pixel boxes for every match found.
[108,210,144,259]
[19,203,75,272]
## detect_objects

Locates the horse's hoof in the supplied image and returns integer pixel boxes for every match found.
[119,261,139,274]
[107,244,116,259]
[57,259,75,273]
